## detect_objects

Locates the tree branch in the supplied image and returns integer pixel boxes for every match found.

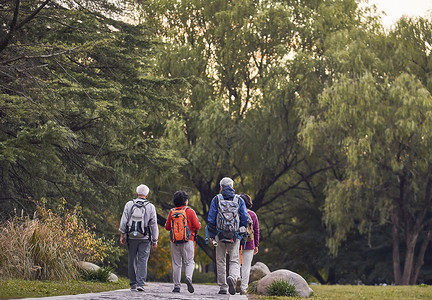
[1,46,79,65]
[0,0,20,53]
[16,0,51,30]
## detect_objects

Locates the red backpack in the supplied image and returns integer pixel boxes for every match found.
[170,207,192,243]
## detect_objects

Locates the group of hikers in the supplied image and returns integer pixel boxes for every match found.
[118,177,260,295]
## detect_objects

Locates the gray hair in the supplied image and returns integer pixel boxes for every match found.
[219,177,234,188]
[136,184,149,196]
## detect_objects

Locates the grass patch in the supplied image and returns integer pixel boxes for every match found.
[267,279,298,297]
[80,267,114,283]
[249,284,432,300]
[0,277,129,299]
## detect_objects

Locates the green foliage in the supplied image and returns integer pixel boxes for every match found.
[266,279,298,297]
[2,0,432,288]
[80,267,113,283]
[0,0,183,241]
[298,13,432,284]
[248,280,258,294]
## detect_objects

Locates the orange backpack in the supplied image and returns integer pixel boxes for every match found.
[170,207,192,243]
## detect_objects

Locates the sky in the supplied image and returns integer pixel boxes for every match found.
[366,0,432,27]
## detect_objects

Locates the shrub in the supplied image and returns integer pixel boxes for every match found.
[0,199,121,281]
[80,267,113,282]
[248,280,258,294]
[266,279,298,297]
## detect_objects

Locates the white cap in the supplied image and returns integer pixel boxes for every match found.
[136,184,149,196]
[219,177,233,188]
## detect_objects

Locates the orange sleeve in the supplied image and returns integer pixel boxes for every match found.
[165,210,172,231]
[187,208,201,231]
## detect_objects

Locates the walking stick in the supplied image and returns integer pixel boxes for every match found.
[240,244,243,266]
[193,230,197,258]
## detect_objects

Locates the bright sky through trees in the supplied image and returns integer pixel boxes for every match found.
[367,0,432,27]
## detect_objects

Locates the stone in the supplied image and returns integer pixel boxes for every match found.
[77,261,100,272]
[77,261,118,282]
[249,262,271,283]
[257,269,313,298]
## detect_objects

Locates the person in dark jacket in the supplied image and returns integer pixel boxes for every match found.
[207,177,249,295]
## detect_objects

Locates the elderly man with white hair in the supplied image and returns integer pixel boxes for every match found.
[119,184,159,292]
[207,177,249,295]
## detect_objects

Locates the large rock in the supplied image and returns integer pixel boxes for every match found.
[77,261,118,282]
[249,262,271,283]
[257,269,313,298]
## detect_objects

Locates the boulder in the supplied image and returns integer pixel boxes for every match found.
[249,262,271,283]
[77,261,99,272]
[108,272,119,282]
[77,261,118,282]
[257,269,313,298]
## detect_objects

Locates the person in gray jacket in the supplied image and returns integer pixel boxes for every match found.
[119,184,159,291]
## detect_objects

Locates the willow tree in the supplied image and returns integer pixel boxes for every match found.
[131,0,364,270]
[300,16,432,285]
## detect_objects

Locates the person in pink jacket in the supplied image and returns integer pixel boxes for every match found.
[237,193,259,295]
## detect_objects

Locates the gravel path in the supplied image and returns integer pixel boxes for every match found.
[19,282,248,300]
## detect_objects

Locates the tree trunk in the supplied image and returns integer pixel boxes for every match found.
[311,269,327,284]
[411,228,432,284]
[401,234,417,285]
[327,267,336,284]
[392,211,402,285]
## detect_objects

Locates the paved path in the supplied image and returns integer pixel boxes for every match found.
[20,282,248,300]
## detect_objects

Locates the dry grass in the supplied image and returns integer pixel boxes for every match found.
[0,201,116,281]
[0,216,79,280]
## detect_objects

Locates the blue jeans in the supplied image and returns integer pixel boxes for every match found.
[127,239,151,287]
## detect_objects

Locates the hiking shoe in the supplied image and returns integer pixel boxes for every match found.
[218,289,227,294]
[184,277,194,293]
[172,287,180,293]
[136,286,144,292]
[130,285,137,291]
[227,276,236,295]
[235,278,241,293]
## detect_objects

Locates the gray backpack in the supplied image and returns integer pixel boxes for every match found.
[216,194,240,243]
[127,199,150,239]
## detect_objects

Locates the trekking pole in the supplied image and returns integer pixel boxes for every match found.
[193,230,197,258]
[205,225,209,244]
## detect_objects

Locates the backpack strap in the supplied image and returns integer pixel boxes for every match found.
[171,206,189,213]
[128,199,149,222]
[170,206,189,224]
[217,194,240,204]
[216,194,223,207]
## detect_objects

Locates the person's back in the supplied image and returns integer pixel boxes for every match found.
[207,177,248,295]
[119,184,159,292]
[165,190,201,293]
[236,193,259,295]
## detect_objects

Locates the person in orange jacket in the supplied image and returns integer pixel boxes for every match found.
[165,190,201,293]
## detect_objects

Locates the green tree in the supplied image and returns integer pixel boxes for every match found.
[133,0,365,276]
[300,16,432,285]
[0,0,182,234]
